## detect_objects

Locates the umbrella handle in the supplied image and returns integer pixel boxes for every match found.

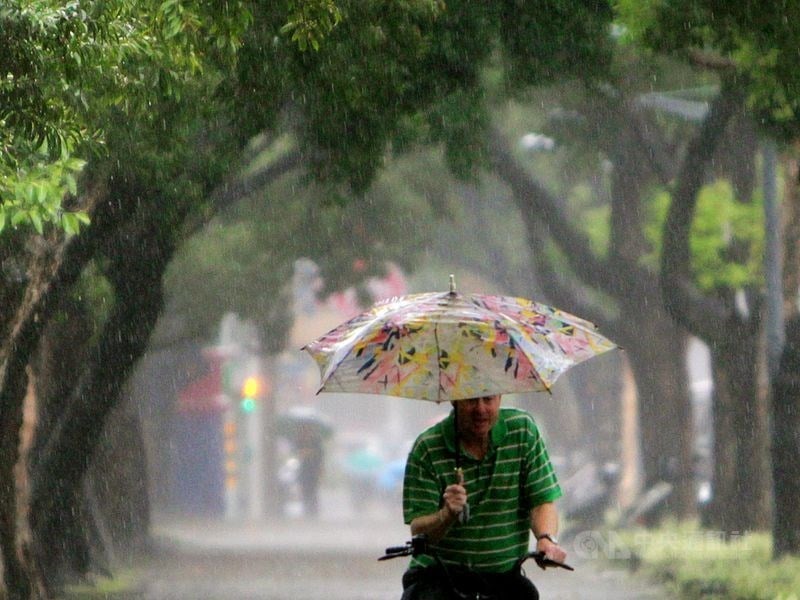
[453,405,461,470]
[452,405,469,522]
[454,467,469,524]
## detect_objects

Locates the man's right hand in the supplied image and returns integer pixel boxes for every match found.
[442,470,467,517]
[410,471,468,540]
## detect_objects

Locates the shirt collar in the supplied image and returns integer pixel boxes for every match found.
[440,407,508,457]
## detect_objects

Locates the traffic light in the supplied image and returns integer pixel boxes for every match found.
[242,376,261,398]
[240,376,262,413]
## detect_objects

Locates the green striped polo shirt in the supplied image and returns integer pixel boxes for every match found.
[403,407,562,573]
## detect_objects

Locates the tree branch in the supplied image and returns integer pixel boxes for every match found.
[660,82,746,341]
[488,124,638,299]
[528,220,619,335]
[590,83,678,186]
[688,48,737,72]
[182,146,302,237]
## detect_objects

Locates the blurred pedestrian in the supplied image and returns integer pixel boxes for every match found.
[294,422,325,517]
[277,407,332,518]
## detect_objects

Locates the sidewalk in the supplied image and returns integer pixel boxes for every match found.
[151,514,410,557]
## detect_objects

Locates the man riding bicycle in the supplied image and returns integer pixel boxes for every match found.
[401,395,567,599]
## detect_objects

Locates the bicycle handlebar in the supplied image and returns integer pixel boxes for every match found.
[378,536,428,561]
[378,536,574,571]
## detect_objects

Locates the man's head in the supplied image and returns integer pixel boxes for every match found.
[452,394,501,442]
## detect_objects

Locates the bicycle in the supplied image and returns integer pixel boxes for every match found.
[378,534,574,599]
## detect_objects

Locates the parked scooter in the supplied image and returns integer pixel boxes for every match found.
[559,460,620,536]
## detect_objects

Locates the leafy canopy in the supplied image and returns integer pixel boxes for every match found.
[615,0,800,141]
[0,0,252,235]
[229,0,614,191]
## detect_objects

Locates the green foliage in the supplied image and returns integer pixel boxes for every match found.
[1,0,253,235]
[615,0,800,141]
[230,0,615,191]
[569,182,611,257]
[644,180,764,290]
[499,0,614,90]
[0,150,88,235]
[165,220,278,340]
[280,0,342,51]
[62,568,138,598]
[428,87,490,180]
[618,522,800,599]
[70,262,115,343]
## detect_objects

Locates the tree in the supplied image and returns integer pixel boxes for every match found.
[618,0,800,536]
[1,2,252,595]
[487,101,698,519]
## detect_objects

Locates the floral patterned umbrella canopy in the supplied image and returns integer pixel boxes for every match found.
[304,278,617,402]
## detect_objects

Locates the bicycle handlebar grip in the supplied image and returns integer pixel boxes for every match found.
[529,551,575,571]
[384,545,410,554]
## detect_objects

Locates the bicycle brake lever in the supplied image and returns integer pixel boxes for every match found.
[378,549,408,561]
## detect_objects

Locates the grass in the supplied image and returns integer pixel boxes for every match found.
[615,521,800,600]
[61,569,143,599]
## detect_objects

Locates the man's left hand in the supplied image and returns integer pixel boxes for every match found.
[536,537,567,567]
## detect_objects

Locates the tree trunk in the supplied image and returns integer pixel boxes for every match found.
[89,398,151,561]
[772,316,800,555]
[782,155,800,314]
[702,315,770,532]
[28,298,94,592]
[0,190,132,598]
[624,323,695,520]
[0,376,35,600]
[0,238,68,600]
[568,353,623,467]
[772,152,800,555]
[28,202,177,593]
[489,123,697,519]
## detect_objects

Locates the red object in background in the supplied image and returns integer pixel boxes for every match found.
[367,262,408,301]
[352,258,367,273]
[177,349,227,414]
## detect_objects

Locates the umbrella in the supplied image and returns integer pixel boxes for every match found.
[303,276,616,403]
[275,406,334,441]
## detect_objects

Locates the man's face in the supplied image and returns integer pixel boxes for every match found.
[455,395,501,441]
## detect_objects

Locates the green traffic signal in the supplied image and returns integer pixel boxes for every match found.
[240,397,256,413]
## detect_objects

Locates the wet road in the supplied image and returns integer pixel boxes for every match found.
[140,512,670,600]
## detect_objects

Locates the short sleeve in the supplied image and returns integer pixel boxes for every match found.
[402,441,442,524]
[520,417,562,510]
